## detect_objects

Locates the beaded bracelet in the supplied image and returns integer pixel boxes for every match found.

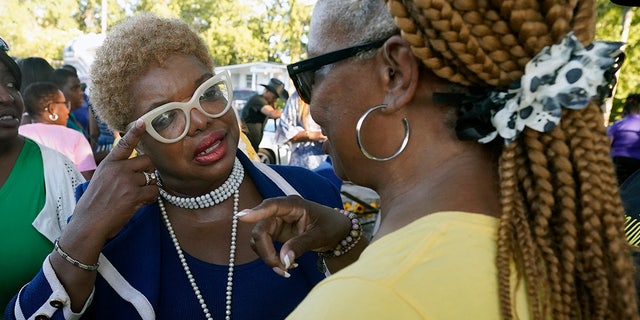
[53,240,100,271]
[320,209,362,257]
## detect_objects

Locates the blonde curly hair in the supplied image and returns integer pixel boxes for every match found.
[383,0,638,319]
[90,13,214,132]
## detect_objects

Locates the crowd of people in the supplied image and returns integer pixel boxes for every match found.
[2,0,640,319]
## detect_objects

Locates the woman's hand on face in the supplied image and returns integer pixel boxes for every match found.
[236,195,352,277]
[71,118,159,241]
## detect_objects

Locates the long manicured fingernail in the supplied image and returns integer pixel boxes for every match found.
[283,251,296,269]
[234,209,251,217]
[284,254,291,269]
[272,267,291,278]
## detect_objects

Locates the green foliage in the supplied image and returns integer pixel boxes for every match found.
[0,0,313,67]
[255,0,313,63]
[596,0,640,123]
[1,0,84,62]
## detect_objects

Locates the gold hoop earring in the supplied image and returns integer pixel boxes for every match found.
[48,113,59,122]
[355,104,409,161]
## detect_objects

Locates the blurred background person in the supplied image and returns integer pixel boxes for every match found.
[0,37,84,314]
[52,67,89,139]
[275,91,327,170]
[61,64,91,135]
[60,64,116,165]
[609,93,640,185]
[17,57,55,93]
[241,78,288,151]
[16,57,54,125]
[89,106,116,165]
[19,82,96,179]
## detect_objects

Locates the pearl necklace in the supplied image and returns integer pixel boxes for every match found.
[159,190,239,320]
[159,158,244,209]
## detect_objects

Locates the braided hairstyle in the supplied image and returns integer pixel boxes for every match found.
[382,0,638,319]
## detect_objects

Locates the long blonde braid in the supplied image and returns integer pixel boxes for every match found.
[386,0,638,319]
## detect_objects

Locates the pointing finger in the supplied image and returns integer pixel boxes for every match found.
[106,118,146,161]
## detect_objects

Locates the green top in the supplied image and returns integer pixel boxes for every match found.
[0,139,50,313]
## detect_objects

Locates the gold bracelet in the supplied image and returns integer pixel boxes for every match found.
[54,240,99,271]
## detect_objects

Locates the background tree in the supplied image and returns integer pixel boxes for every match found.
[596,0,639,123]
[1,0,84,61]
[201,0,270,66]
[255,0,313,63]
[0,0,313,66]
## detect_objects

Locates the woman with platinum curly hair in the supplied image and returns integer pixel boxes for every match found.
[238,0,639,319]
[5,14,342,320]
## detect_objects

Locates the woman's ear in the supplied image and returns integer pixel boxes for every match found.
[43,103,58,123]
[47,103,60,115]
[380,35,420,113]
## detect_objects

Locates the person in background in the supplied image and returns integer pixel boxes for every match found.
[16,57,54,125]
[238,0,639,319]
[5,14,342,319]
[241,78,288,151]
[0,37,84,314]
[60,64,116,165]
[608,93,640,185]
[89,106,116,165]
[52,67,88,139]
[17,57,55,93]
[19,82,96,180]
[61,64,90,135]
[275,91,327,170]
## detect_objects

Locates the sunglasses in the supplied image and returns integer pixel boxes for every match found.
[128,71,233,144]
[287,38,389,104]
[0,37,9,52]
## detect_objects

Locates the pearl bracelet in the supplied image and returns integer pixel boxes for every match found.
[321,209,362,257]
[54,240,100,271]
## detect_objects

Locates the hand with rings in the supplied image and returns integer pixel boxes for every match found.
[69,119,159,240]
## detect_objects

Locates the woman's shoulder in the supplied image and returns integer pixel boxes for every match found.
[61,125,91,141]
[239,153,342,205]
[273,165,342,204]
[272,164,338,188]
[36,139,82,172]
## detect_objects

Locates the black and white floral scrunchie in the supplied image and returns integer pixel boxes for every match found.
[456,32,624,145]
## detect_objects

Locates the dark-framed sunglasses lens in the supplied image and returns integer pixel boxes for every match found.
[0,38,9,51]
[295,72,315,104]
